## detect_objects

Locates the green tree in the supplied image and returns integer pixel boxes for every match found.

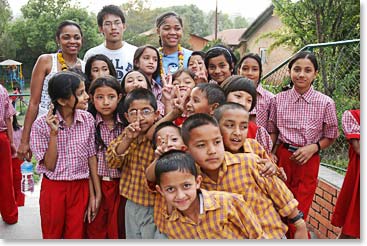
[0,0,12,59]
[233,15,249,29]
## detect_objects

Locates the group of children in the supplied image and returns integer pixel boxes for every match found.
[1,5,359,240]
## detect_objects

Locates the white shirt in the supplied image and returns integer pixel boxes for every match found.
[83,41,137,81]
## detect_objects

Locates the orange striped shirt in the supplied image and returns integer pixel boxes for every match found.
[163,189,265,239]
[106,135,156,206]
[200,151,298,239]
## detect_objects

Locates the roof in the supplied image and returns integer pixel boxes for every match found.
[0,59,22,66]
[240,4,274,41]
[204,28,247,46]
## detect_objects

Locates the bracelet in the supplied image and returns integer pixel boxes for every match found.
[294,219,305,228]
[289,211,304,224]
[316,142,321,153]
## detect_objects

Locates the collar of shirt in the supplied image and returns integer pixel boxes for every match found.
[168,189,221,223]
[57,109,84,128]
[289,86,315,104]
[95,112,123,128]
[256,84,266,97]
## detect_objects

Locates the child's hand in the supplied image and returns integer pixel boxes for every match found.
[172,86,190,116]
[85,194,96,223]
[161,72,174,102]
[193,60,208,83]
[125,113,142,140]
[270,152,278,164]
[46,104,59,134]
[290,144,317,165]
[257,158,278,178]
[277,167,287,182]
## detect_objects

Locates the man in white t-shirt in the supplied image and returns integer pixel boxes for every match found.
[84,5,137,81]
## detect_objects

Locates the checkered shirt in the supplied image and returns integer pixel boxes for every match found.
[106,134,156,206]
[0,85,16,131]
[163,189,264,239]
[249,84,274,129]
[267,87,339,146]
[199,151,298,239]
[30,110,96,180]
[95,113,123,178]
[342,110,360,140]
[255,125,273,154]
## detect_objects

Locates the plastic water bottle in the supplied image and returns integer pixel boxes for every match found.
[21,161,34,195]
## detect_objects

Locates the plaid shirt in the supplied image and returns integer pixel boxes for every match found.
[267,87,339,146]
[163,189,264,239]
[342,110,360,140]
[95,113,123,178]
[255,125,273,154]
[106,134,156,206]
[30,110,96,180]
[200,151,298,239]
[249,84,274,129]
[0,85,16,132]
[243,138,271,160]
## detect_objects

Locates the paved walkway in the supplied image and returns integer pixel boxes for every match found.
[0,178,42,240]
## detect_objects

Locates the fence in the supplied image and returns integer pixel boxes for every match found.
[261,39,360,174]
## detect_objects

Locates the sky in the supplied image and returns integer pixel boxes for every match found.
[9,0,272,21]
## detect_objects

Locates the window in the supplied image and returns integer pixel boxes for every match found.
[259,48,267,64]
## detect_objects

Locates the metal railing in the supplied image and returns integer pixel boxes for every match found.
[261,39,360,174]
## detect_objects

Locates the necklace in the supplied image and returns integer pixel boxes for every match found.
[57,51,78,71]
[158,44,184,78]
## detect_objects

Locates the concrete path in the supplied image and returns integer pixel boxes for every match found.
[0,178,42,240]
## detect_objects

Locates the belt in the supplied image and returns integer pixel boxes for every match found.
[101,176,119,181]
[283,143,299,152]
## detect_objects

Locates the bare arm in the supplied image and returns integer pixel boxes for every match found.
[350,139,360,155]
[291,137,335,165]
[43,106,59,171]
[6,117,16,155]
[18,54,52,161]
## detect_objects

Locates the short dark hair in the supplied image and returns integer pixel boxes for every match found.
[155,150,197,185]
[97,5,126,27]
[133,45,160,81]
[85,54,117,81]
[122,87,157,114]
[172,68,196,81]
[48,71,84,113]
[222,75,257,111]
[194,83,226,106]
[181,113,219,145]
[152,121,181,150]
[204,45,236,80]
[213,102,248,123]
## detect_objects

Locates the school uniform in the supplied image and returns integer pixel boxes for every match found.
[267,86,338,238]
[249,84,274,129]
[331,110,360,238]
[85,113,124,239]
[200,151,298,239]
[0,85,18,224]
[107,135,161,239]
[30,109,96,239]
[247,121,273,154]
[162,189,264,239]
[12,126,25,206]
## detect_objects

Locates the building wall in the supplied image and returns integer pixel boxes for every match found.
[242,15,293,76]
[189,35,208,51]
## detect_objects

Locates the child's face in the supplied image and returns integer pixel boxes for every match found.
[207,54,232,84]
[188,55,205,73]
[172,72,196,96]
[186,87,210,117]
[124,71,149,94]
[238,58,260,86]
[125,99,159,133]
[74,81,89,110]
[226,91,253,112]
[157,16,183,48]
[136,48,158,76]
[156,170,201,213]
[155,126,187,152]
[187,124,225,176]
[289,58,317,93]
[90,60,110,81]
[218,109,249,153]
[92,85,122,118]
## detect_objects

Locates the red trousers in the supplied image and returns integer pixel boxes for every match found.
[40,176,89,239]
[85,179,121,239]
[0,132,18,224]
[277,144,320,238]
[12,157,25,206]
